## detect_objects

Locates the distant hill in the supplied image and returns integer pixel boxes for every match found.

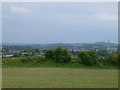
[2,42,117,46]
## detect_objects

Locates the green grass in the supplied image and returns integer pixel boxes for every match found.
[2,67,118,88]
[3,59,118,69]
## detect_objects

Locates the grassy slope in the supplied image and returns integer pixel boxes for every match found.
[3,67,118,88]
[3,59,118,69]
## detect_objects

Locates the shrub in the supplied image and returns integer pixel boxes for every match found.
[105,54,118,65]
[78,51,98,66]
[21,56,45,64]
[44,49,54,59]
[13,53,22,57]
[21,57,31,63]
[44,46,71,63]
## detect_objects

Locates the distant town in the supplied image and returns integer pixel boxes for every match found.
[0,41,117,58]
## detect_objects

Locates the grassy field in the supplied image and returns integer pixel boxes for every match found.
[2,67,118,88]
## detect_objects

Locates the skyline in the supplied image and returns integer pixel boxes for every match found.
[1,40,118,45]
[2,2,118,44]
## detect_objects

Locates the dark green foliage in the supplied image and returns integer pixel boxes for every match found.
[13,53,22,57]
[78,51,98,66]
[44,46,71,63]
[105,54,118,65]
[54,47,71,63]
[96,50,109,57]
[44,49,54,59]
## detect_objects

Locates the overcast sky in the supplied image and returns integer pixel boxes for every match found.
[2,2,118,44]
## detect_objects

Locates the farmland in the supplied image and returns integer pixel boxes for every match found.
[2,67,118,88]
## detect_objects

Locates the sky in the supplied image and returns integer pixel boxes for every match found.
[0,3,2,44]
[2,2,118,44]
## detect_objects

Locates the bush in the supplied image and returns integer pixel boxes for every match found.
[44,46,71,63]
[72,57,81,63]
[105,54,118,65]
[78,51,98,66]
[13,53,22,57]
[21,56,45,64]
[44,49,54,59]
[21,57,31,63]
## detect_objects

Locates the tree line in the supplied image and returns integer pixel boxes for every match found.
[2,46,119,68]
[44,46,119,66]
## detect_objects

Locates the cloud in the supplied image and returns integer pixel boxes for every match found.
[10,6,32,15]
[94,13,117,21]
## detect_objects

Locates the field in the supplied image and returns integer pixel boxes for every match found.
[2,67,118,88]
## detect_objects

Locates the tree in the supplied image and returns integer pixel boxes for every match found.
[54,47,71,63]
[106,54,118,65]
[44,49,54,59]
[78,51,98,65]
[44,46,71,63]
[13,53,22,57]
[96,50,109,57]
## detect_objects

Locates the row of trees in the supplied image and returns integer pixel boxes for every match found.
[45,46,119,66]
[3,46,119,67]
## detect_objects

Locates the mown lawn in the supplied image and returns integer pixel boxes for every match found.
[2,68,118,88]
